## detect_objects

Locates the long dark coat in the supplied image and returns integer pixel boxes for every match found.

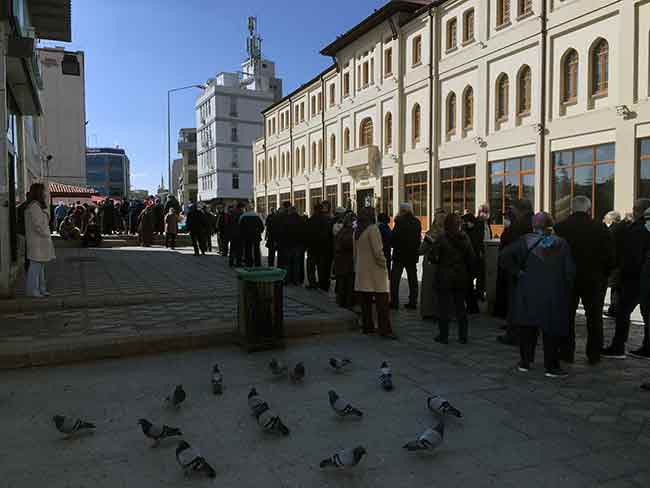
[499,233,575,337]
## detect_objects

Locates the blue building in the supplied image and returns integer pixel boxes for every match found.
[86,147,131,198]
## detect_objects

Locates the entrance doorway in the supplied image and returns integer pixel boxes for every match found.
[356,188,374,211]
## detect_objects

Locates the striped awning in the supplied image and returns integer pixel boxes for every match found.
[48,181,97,197]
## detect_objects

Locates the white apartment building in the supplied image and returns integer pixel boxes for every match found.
[255,0,650,232]
[196,50,282,205]
[37,47,87,187]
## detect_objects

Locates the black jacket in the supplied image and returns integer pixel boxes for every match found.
[391,214,422,265]
[305,213,333,253]
[186,208,207,235]
[432,231,476,290]
[239,211,264,242]
[614,218,650,282]
[554,212,615,285]
[281,213,307,249]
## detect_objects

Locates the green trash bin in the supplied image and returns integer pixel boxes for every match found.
[235,267,287,352]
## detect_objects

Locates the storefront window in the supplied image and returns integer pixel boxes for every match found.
[256,196,266,217]
[441,164,476,215]
[489,156,535,224]
[552,143,615,222]
[310,188,322,214]
[638,139,650,199]
[326,184,337,209]
[381,176,393,217]
[293,191,305,215]
[404,171,428,229]
[342,183,351,209]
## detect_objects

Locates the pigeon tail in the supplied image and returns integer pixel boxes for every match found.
[79,420,96,430]
[319,457,335,468]
[164,426,183,437]
[202,461,216,478]
[447,405,462,418]
[349,407,364,417]
[277,418,290,436]
[403,440,425,451]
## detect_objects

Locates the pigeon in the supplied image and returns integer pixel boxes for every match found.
[379,362,393,391]
[175,440,216,478]
[53,415,95,436]
[165,385,186,409]
[427,395,462,418]
[211,364,223,395]
[138,419,182,446]
[328,390,363,418]
[403,420,445,452]
[269,358,288,377]
[320,446,367,468]
[289,362,305,383]
[247,387,270,417]
[329,357,351,372]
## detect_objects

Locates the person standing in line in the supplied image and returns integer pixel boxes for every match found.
[54,201,67,232]
[265,209,278,267]
[603,199,650,359]
[215,205,229,257]
[430,213,475,345]
[334,212,356,308]
[186,204,207,256]
[305,202,334,291]
[500,212,575,378]
[24,183,55,298]
[475,204,493,301]
[138,201,156,247]
[390,203,421,310]
[603,210,623,318]
[164,208,179,249]
[281,206,306,285]
[239,204,265,267]
[419,208,446,320]
[461,212,482,315]
[554,196,615,365]
[227,203,244,266]
[353,207,397,339]
[153,198,164,236]
[377,212,393,274]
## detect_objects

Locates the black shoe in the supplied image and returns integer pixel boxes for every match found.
[602,345,626,359]
[458,338,468,345]
[380,332,399,340]
[434,335,448,345]
[404,303,417,310]
[629,347,650,360]
[545,368,569,378]
[517,362,530,373]
[641,383,650,391]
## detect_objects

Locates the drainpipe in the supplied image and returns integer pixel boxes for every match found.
[263,123,268,211]
[538,0,548,211]
[290,98,294,202]
[428,7,435,227]
[396,17,405,219]
[321,75,326,196]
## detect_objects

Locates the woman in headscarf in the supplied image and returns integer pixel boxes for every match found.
[499,212,575,378]
[24,183,55,297]
[334,212,356,308]
[419,208,446,320]
[138,199,156,247]
[353,206,396,339]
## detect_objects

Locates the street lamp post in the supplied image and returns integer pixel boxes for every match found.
[167,84,206,199]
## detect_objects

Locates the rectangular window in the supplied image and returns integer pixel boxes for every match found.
[295,105,300,124]
[362,62,369,87]
[342,182,351,209]
[497,0,511,27]
[231,127,238,142]
[553,144,615,222]
[293,190,306,215]
[357,65,362,90]
[230,97,238,117]
[518,0,533,18]
[318,93,323,113]
[232,173,240,189]
[343,73,350,97]
[489,156,535,224]
[404,171,428,229]
[463,9,475,43]
[447,19,458,51]
[384,47,393,77]
[329,84,336,107]
[639,139,650,200]
[441,165,476,215]
[370,58,374,85]
[310,187,322,215]
[300,102,305,121]
[412,35,422,66]
[381,176,393,217]
[326,184,338,208]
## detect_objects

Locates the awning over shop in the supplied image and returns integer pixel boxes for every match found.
[48,181,97,198]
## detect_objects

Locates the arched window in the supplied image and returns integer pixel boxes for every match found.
[591,39,609,96]
[359,118,374,147]
[281,153,285,178]
[412,104,421,147]
[384,112,393,151]
[496,74,509,122]
[318,140,323,165]
[463,86,473,130]
[562,49,579,103]
[447,92,457,134]
[311,142,317,170]
[301,146,306,173]
[330,134,336,164]
[517,65,532,115]
[344,128,350,152]
[295,148,300,174]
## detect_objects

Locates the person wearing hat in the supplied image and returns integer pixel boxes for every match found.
[390,202,422,310]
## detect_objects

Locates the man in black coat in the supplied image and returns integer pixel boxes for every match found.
[305,201,334,291]
[227,203,245,266]
[390,203,422,309]
[215,205,228,256]
[186,204,208,256]
[555,196,615,365]
[239,204,265,267]
[265,209,278,267]
[603,198,650,359]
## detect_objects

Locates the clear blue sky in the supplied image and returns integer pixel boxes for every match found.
[40,0,388,194]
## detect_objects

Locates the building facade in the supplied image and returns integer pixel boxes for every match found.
[255,0,650,232]
[176,128,197,204]
[0,0,71,297]
[37,47,86,187]
[86,147,131,199]
[196,19,282,205]
[171,157,182,198]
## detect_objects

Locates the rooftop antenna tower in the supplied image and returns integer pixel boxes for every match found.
[244,16,262,87]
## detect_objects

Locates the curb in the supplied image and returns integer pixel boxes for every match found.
[0,314,358,370]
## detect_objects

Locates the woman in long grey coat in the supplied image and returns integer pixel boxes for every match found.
[419,208,446,319]
[499,212,575,378]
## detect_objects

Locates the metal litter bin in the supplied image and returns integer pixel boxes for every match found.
[235,267,287,352]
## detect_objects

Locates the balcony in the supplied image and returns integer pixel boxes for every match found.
[342,145,380,176]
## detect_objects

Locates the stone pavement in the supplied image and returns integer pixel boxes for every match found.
[0,246,356,368]
[0,317,649,487]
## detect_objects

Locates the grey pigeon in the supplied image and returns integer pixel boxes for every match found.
[289,362,305,383]
[247,388,289,436]
[329,357,351,372]
[52,415,95,436]
[320,446,367,468]
[328,390,363,418]
[138,418,182,446]
[403,420,445,451]
[212,364,223,395]
[175,440,216,478]
[379,362,393,391]
[165,385,186,409]
[427,395,462,418]
[269,358,288,377]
